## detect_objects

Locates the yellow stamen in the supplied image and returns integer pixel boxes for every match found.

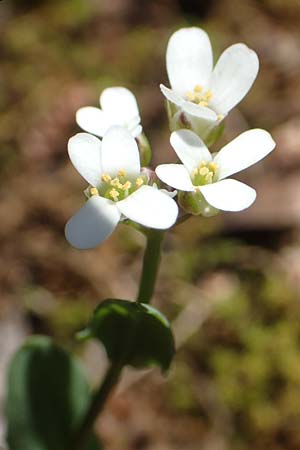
[208,162,218,172]
[200,160,207,167]
[186,91,195,102]
[90,187,99,196]
[186,86,213,107]
[136,177,144,187]
[198,100,208,107]
[110,177,122,188]
[118,169,126,177]
[205,172,213,183]
[193,168,199,176]
[204,90,213,101]
[199,167,209,176]
[122,181,132,190]
[101,174,111,183]
[109,188,119,201]
[194,84,203,93]
[217,114,224,121]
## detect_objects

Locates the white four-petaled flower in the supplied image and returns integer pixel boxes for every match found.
[156,128,275,214]
[76,87,142,138]
[161,27,259,137]
[65,126,178,249]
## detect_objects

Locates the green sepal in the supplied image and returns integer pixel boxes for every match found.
[166,98,225,147]
[136,132,152,166]
[178,190,219,217]
[204,121,225,147]
[5,335,101,450]
[78,299,175,372]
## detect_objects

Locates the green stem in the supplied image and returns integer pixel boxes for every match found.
[73,228,165,449]
[72,360,123,450]
[136,229,165,303]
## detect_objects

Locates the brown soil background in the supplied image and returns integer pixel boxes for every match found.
[1,0,300,449]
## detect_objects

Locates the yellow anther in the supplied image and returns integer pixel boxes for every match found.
[110,177,122,188]
[193,168,199,176]
[136,177,144,187]
[204,90,213,101]
[118,169,126,177]
[198,100,209,107]
[122,181,132,190]
[101,174,111,183]
[194,84,203,93]
[186,86,212,107]
[186,91,195,102]
[199,167,209,176]
[217,114,224,121]
[205,172,213,183]
[200,160,207,167]
[90,187,99,196]
[208,162,218,172]
[109,188,120,201]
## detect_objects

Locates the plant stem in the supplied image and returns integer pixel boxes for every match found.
[73,228,165,449]
[136,229,165,303]
[72,360,123,450]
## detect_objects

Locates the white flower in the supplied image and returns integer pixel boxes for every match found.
[155,129,275,214]
[65,126,178,249]
[160,27,259,136]
[76,87,142,138]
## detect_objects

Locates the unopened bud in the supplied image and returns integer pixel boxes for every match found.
[178,190,219,217]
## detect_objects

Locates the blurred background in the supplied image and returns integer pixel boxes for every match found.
[1,0,300,449]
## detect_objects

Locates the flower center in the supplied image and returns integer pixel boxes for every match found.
[89,169,146,202]
[191,160,219,186]
[185,85,213,107]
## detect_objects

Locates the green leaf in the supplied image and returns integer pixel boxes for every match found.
[5,336,101,450]
[79,299,175,372]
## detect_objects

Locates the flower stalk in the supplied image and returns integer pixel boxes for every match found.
[72,228,165,449]
[72,360,123,450]
[136,229,165,303]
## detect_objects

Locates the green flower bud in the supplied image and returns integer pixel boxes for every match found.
[178,190,219,217]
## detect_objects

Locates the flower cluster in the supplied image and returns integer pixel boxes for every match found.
[65,128,178,249]
[65,27,275,250]
[156,128,275,216]
[160,27,259,141]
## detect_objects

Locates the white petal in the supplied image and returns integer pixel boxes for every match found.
[210,43,259,114]
[170,129,212,172]
[130,124,143,138]
[166,27,213,96]
[160,84,218,124]
[160,84,184,107]
[100,87,140,124]
[76,107,113,138]
[214,129,276,180]
[199,179,256,212]
[181,101,218,122]
[117,185,178,229]
[155,164,194,191]
[68,133,102,186]
[65,196,120,249]
[101,126,141,177]
[161,188,177,199]
[127,115,141,130]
